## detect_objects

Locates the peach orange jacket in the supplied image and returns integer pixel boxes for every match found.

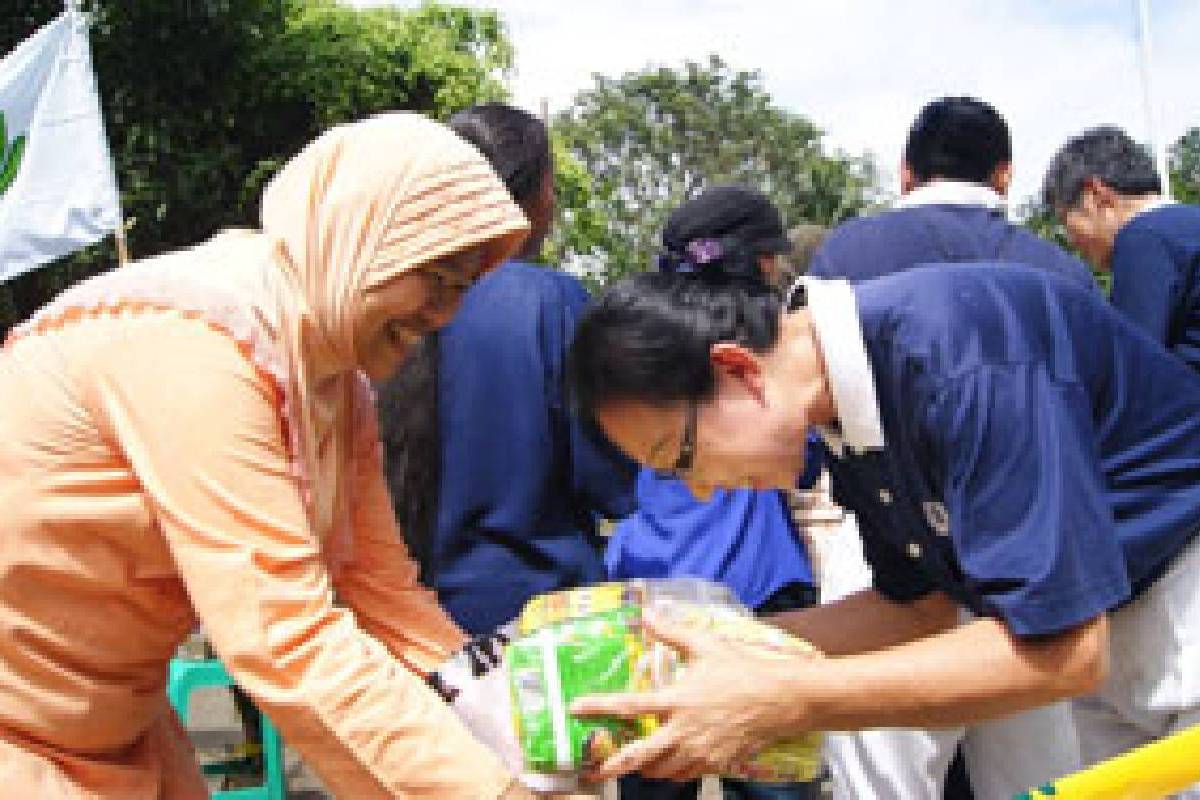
[0,309,511,797]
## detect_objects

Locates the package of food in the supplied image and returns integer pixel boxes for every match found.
[507,579,824,786]
[515,578,738,636]
[506,606,658,791]
[675,605,823,782]
[516,582,638,635]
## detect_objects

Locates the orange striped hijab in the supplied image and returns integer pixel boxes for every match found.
[13,113,529,559]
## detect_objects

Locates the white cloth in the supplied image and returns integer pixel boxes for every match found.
[894,179,1007,213]
[808,512,1081,799]
[432,635,526,776]
[0,9,120,280]
[788,276,885,456]
[1072,534,1200,797]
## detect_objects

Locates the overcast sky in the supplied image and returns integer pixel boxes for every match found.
[356,0,1199,207]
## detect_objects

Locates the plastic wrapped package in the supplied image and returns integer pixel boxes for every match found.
[515,578,738,635]
[506,606,658,792]
[505,579,823,790]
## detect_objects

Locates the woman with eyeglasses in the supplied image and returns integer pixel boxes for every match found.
[607,186,821,800]
[0,113,542,798]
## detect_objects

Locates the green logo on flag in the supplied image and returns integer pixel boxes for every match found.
[0,110,27,197]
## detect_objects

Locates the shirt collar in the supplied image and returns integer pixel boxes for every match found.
[1130,195,1173,221]
[895,179,1008,214]
[791,276,886,456]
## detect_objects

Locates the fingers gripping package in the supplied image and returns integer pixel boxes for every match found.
[505,579,824,789]
[507,607,655,776]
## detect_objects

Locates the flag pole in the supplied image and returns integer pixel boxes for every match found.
[1134,0,1172,200]
[114,224,130,266]
[63,0,129,265]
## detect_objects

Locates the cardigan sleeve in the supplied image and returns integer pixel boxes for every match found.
[332,376,467,675]
[90,314,511,798]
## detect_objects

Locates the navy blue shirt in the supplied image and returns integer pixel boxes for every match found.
[1110,204,1200,374]
[809,204,1095,290]
[828,265,1200,636]
[431,261,636,633]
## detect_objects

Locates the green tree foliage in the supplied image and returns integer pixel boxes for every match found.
[1016,198,1072,250]
[1169,127,1200,205]
[549,55,878,283]
[543,132,607,272]
[1016,198,1110,293]
[0,1,512,335]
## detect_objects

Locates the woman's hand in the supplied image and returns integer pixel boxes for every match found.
[499,779,540,799]
[569,611,820,782]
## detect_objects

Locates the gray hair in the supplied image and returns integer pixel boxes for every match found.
[1042,125,1161,210]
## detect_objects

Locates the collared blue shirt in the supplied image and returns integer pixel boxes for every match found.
[607,469,815,610]
[820,265,1200,636]
[1110,203,1200,374]
[431,261,636,634]
[809,204,1095,291]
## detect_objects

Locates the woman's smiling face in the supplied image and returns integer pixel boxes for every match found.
[354,245,488,381]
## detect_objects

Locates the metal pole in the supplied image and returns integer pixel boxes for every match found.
[1135,0,1173,199]
[114,224,130,266]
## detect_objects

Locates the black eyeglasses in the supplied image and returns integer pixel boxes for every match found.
[659,398,697,477]
[421,263,475,305]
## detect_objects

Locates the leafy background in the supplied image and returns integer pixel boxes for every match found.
[2,2,1198,331]
[0,0,511,333]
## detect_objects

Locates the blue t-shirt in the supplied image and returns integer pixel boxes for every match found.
[809,204,1095,291]
[1110,203,1200,374]
[430,261,636,633]
[829,264,1200,636]
[607,471,814,610]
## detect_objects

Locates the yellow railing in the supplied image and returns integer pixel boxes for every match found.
[1016,724,1200,799]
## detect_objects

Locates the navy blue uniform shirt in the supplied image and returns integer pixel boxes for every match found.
[431,261,636,633]
[810,204,1095,290]
[1110,203,1200,373]
[822,265,1200,636]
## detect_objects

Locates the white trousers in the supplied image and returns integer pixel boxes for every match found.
[808,514,1081,799]
[1071,534,1200,798]
[823,703,1079,800]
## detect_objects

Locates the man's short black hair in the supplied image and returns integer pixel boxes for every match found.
[904,96,1012,185]
[448,103,551,206]
[567,272,782,426]
[1042,125,1162,210]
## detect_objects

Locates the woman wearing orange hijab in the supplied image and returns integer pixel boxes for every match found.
[0,113,534,798]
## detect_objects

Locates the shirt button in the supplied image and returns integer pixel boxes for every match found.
[878,488,893,505]
[906,541,922,559]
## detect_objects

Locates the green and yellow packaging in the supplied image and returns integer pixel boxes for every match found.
[506,579,824,784]
[506,607,657,775]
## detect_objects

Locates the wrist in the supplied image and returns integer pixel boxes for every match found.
[760,658,823,738]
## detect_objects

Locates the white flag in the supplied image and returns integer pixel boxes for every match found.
[0,8,120,282]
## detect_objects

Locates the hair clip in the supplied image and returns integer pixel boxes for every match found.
[685,239,724,265]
